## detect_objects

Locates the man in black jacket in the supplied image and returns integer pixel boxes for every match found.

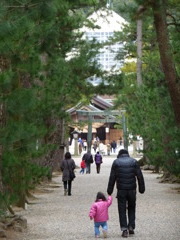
[107,149,145,238]
[82,150,93,174]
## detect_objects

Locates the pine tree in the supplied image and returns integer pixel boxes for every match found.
[0,0,106,211]
[112,0,180,176]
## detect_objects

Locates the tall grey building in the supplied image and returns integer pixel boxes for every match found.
[81,8,126,73]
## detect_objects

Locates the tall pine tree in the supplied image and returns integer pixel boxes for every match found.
[0,0,105,211]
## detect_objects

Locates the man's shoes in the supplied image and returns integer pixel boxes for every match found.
[64,189,68,196]
[122,230,128,238]
[129,227,134,235]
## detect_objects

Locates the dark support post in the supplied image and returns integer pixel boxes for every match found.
[122,114,128,150]
[87,115,92,152]
[76,110,125,152]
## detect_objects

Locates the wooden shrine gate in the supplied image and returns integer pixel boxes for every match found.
[76,110,128,152]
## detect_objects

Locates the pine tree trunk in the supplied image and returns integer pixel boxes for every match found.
[0,104,5,210]
[52,118,65,171]
[0,103,15,214]
[136,19,143,86]
[58,118,65,169]
[0,145,4,196]
[136,16,150,163]
[152,0,180,127]
[16,168,26,209]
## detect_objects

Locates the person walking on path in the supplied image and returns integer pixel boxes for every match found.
[94,151,103,174]
[106,143,111,156]
[93,141,98,153]
[60,152,76,196]
[107,149,145,238]
[82,150,93,174]
[99,142,105,155]
[111,140,117,153]
[89,192,113,238]
[78,142,83,154]
[80,158,86,174]
[83,139,87,151]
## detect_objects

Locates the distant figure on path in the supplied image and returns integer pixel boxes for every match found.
[99,142,105,155]
[107,149,145,238]
[78,142,83,154]
[80,158,86,174]
[83,140,87,151]
[94,151,103,174]
[106,143,111,156]
[60,152,76,196]
[82,150,93,174]
[89,192,112,238]
[111,140,117,153]
[93,141,98,153]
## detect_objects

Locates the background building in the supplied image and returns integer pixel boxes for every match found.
[67,8,127,153]
[81,8,126,84]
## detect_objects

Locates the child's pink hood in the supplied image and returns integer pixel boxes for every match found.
[89,196,112,222]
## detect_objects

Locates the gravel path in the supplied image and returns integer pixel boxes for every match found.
[20,156,180,240]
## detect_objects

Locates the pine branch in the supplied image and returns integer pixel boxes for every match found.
[5,3,40,9]
[166,12,180,31]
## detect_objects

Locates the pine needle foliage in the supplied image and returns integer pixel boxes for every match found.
[113,0,180,176]
[0,0,106,212]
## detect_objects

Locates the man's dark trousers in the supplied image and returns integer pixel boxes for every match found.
[86,163,91,173]
[117,190,136,231]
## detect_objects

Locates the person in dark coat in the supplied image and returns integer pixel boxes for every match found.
[94,151,103,174]
[61,152,76,196]
[107,149,145,238]
[111,140,117,153]
[93,141,98,153]
[82,150,93,174]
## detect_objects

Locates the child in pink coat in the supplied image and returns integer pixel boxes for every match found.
[89,192,112,238]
